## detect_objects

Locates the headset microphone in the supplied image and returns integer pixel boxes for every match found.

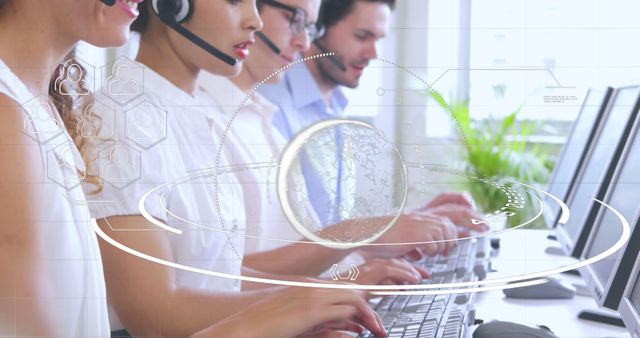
[313,40,347,72]
[152,0,238,66]
[256,32,282,56]
[100,0,116,6]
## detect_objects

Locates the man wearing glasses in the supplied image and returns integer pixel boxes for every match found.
[258,0,397,228]
[254,0,486,271]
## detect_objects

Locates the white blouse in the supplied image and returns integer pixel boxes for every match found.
[0,59,110,336]
[86,59,246,330]
[198,73,365,276]
[198,74,304,254]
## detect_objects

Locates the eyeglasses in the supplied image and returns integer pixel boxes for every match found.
[259,0,321,39]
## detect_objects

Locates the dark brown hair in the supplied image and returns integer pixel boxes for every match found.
[319,0,395,31]
[131,0,152,33]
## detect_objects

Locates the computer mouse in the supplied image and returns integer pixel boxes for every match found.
[473,320,558,338]
[503,277,576,299]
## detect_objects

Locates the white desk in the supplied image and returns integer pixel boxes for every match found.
[472,229,630,337]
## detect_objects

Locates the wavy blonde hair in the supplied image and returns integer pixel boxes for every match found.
[49,50,105,194]
[1,1,104,193]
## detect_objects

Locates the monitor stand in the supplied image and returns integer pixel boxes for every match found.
[573,283,592,297]
[545,246,565,255]
[542,247,582,276]
[578,310,626,328]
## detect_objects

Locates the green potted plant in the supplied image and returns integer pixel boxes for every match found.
[430,92,553,229]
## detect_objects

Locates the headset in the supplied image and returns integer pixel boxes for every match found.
[256,30,347,73]
[253,4,346,72]
[100,0,237,66]
[151,0,237,66]
[312,1,347,72]
[256,31,281,56]
[313,40,347,72]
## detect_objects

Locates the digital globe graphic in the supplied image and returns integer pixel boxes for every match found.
[277,119,408,249]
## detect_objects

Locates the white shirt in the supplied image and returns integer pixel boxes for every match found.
[87,60,246,330]
[0,59,110,336]
[198,74,304,254]
[199,74,366,275]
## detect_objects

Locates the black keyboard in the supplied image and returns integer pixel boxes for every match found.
[360,236,491,338]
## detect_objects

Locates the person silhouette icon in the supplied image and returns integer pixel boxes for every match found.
[22,98,62,142]
[101,144,136,184]
[131,108,161,141]
[107,63,140,96]
[55,62,90,96]
[48,142,87,187]
[76,104,99,138]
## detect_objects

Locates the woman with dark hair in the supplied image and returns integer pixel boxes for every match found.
[85,0,387,337]
[0,0,142,335]
[199,0,435,282]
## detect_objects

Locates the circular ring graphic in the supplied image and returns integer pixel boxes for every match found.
[142,165,546,248]
[91,195,631,292]
[211,54,470,251]
[91,53,601,297]
[277,119,409,249]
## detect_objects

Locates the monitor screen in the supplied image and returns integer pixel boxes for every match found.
[557,86,640,256]
[545,88,611,227]
[582,121,640,302]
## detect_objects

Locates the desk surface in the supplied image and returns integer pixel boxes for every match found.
[472,229,630,338]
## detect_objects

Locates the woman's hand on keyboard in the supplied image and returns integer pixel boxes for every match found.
[296,328,365,338]
[354,258,430,285]
[191,288,387,338]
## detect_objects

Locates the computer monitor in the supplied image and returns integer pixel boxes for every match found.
[555,86,640,258]
[544,87,613,228]
[580,110,640,310]
[618,250,640,337]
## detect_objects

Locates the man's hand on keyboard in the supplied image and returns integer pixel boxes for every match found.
[354,258,430,285]
[419,192,477,211]
[360,212,459,258]
[417,204,489,232]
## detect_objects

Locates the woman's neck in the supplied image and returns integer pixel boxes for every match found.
[0,3,75,95]
[136,31,199,96]
[230,68,256,94]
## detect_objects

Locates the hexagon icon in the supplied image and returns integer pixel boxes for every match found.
[101,56,144,106]
[52,56,96,97]
[21,94,64,144]
[98,141,141,189]
[124,100,168,149]
[75,98,117,139]
[46,141,86,190]
[329,264,360,281]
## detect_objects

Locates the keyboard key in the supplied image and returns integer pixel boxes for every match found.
[454,294,469,305]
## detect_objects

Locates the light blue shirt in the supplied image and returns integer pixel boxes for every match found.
[259,62,349,226]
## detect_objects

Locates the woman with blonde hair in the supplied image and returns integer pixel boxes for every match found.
[0,0,143,335]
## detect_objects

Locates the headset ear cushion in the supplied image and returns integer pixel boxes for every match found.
[315,22,326,40]
[174,0,194,23]
[152,0,193,23]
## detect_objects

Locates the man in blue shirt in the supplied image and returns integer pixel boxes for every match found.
[253,0,487,277]
[260,0,395,226]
